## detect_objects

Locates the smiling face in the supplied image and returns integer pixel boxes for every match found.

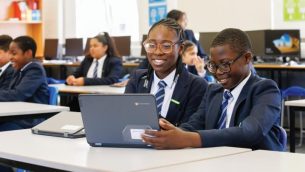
[146,25,180,79]
[209,44,250,89]
[9,42,32,70]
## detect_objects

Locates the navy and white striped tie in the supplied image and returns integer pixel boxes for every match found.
[155,81,167,115]
[217,90,232,129]
[93,60,98,78]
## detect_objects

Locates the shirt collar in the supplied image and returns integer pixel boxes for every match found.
[225,71,252,100]
[153,69,176,88]
[94,54,107,63]
[0,62,11,73]
[20,61,33,72]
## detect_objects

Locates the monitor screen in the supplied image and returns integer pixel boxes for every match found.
[65,38,83,56]
[83,37,91,55]
[112,36,131,56]
[44,39,59,60]
[265,30,300,57]
[199,32,218,55]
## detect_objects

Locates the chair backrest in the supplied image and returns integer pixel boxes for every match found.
[47,77,65,84]
[48,86,59,105]
[281,86,305,99]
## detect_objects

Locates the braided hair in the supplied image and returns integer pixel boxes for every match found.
[144,18,185,87]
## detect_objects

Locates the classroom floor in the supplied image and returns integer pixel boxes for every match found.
[287,132,305,153]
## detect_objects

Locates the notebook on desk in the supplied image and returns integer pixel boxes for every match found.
[31,111,85,138]
[79,94,160,148]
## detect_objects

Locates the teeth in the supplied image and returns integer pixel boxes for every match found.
[153,59,165,65]
[219,78,228,84]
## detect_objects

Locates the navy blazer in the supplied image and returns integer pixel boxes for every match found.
[180,74,284,151]
[0,61,49,104]
[73,55,123,85]
[125,68,208,126]
[0,64,14,89]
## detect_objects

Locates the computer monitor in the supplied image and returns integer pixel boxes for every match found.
[44,39,59,60]
[141,34,147,56]
[65,38,83,56]
[245,30,266,57]
[199,32,218,55]
[83,37,92,55]
[264,30,300,57]
[112,36,131,57]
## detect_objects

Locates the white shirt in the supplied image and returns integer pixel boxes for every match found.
[86,55,106,78]
[0,62,11,77]
[150,69,177,118]
[225,72,252,128]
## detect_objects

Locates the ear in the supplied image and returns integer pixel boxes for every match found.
[24,49,34,60]
[244,51,253,64]
[178,44,184,56]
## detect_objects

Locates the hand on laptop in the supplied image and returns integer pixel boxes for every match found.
[141,118,202,149]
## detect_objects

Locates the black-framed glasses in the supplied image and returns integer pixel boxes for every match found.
[205,53,245,74]
[143,40,180,54]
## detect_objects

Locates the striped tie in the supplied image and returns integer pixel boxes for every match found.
[155,81,167,115]
[217,90,232,129]
[93,60,98,78]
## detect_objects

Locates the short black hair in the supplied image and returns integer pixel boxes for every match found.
[0,35,13,51]
[211,28,252,55]
[167,9,185,21]
[93,32,120,57]
[13,36,37,58]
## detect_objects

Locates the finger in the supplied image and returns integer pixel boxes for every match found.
[159,119,175,130]
[144,129,163,137]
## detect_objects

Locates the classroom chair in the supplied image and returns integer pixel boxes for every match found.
[281,86,305,147]
[48,86,59,105]
[47,77,65,84]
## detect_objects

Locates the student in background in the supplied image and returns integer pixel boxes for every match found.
[66,32,123,86]
[0,35,14,89]
[0,36,49,130]
[181,40,206,77]
[142,28,285,151]
[125,19,208,126]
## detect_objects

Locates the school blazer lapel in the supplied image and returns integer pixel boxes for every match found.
[206,90,223,129]
[166,69,189,123]
[229,74,256,127]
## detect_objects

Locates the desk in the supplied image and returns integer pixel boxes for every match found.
[50,84,125,94]
[254,63,305,89]
[0,102,69,117]
[0,130,250,172]
[141,150,305,172]
[285,99,305,153]
[43,61,139,79]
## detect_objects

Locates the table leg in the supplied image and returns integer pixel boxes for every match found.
[289,107,296,152]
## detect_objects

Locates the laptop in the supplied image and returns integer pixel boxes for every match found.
[32,111,85,138]
[79,94,160,148]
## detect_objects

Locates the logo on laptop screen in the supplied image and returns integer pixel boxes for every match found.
[134,102,151,106]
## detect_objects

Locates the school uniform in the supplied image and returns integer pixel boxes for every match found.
[180,73,284,151]
[0,60,49,130]
[125,67,208,126]
[73,55,123,85]
[0,63,14,89]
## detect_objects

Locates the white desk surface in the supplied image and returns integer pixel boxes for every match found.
[285,99,305,107]
[50,84,125,94]
[0,102,69,117]
[141,150,305,172]
[0,130,250,172]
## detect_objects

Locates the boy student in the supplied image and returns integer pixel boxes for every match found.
[125,19,208,126]
[142,28,285,151]
[0,35,14,89]
[0,36,49,130]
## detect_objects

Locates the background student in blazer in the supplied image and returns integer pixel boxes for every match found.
[66,32,123,86]
[0,35,14,89]
[0,36,49,131]
[125,19,208,126]
[142,28,285,151]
